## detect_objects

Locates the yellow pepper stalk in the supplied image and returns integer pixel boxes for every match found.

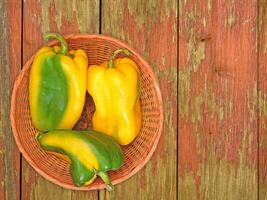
[29,32,88,131]
[87,49,142,145]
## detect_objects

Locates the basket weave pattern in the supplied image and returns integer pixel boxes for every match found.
[10,35,163,190]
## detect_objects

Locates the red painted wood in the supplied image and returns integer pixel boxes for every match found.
[0,1,22,200]
[179,1,258,199]
[258,1,267,199]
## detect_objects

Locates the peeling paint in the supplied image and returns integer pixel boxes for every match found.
[259,179,267,200]
[197,125,256,199]
[207,0,212,13]
[259,91,267,117]
[179,0,184,18]
[210,93,216,116]
[253,83,257,110]
[227,13,235,27]
[179,70,190,119]
[246,84,257,121]
[162,56,166,66]
[0,118,2,137]
[218,106,224,121]
[166,0,176,17]
[192,89,227,123]
[228,96,233,116]
[173,35,176,43]
[155,65,177,83]
[194,41,205,72]
[179,10,230,122]
[103,1,126,41]
[227,0,236,27]
[40,1,51,33]
[40,0,98,33]
[30,176,72,200]
[173,22,177,32]
[192,95,202,123]
[199,144,257,200]
[53,1,77,30]
[54,7,61,31]
[127,0,176,31]
[1,1,18,199]
[76,0,99,33]
[184,10,205,71]
[202,17,206,28]
[191,88,208,123]
[179,10,205,119]
[264,13,267,53]
[127,0,158,30]
[179,0,258,198]
[178,172,197,200]
[160,99,177,161]
[258,0,265,34]
[24,166,29,184]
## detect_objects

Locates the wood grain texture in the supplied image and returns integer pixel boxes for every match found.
[259,1,267,199]
[0,0,22,199]
[101,0,177,199]
[179,0,258,199]
[22,0,99,199]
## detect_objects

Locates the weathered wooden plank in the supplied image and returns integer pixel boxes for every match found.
[258,1,267,199]
[179,0,258,199]
[0,0,22,199]
[22,0,99,199]
[101,0,177,199]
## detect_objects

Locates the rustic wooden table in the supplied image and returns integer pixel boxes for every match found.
[0,0,177,200]
[179,1,267,200]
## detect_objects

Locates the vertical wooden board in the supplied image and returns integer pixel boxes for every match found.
[0,0,22,199]
[259,1,267,199]
[22,0,99,199]
[179,0,258,199]
[101,0,177,199]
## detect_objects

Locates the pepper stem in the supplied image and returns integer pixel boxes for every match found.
[108,48,133,68]
[97,171,114,191]
[44,32,69,55]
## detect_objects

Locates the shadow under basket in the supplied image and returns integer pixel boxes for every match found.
[10,34,163,190]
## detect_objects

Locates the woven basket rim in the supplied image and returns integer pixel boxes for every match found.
[10,33,163,190]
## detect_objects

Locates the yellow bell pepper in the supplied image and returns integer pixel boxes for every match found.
[29,33,88,131]
[87,49,142,145]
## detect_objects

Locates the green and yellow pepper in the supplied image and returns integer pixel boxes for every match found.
[37,129,123,190]
[87,49,142,145]
[29,33,87,131]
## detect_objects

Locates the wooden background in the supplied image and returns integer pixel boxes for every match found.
[179,0,267,200]
[4,0,267,200]
[0,0,177,200]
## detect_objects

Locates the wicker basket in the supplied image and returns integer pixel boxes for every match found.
[10,34,163,190]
